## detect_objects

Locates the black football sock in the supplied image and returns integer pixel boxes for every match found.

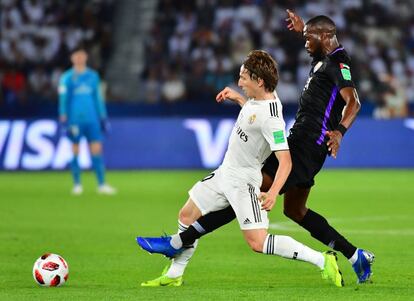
[298,209,357,259]
[179,206,236,246]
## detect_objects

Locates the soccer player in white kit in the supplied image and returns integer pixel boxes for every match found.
[137,50,343,287]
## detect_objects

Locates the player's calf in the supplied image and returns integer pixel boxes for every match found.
[243,229,268,253]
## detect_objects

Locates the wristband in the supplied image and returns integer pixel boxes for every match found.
[336,124,347,136]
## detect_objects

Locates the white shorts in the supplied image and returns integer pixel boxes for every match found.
[189,168,269,230]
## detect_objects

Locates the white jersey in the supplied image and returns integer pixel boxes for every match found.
[220,96,289,185]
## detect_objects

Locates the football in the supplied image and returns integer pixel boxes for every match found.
[32,253,69,287]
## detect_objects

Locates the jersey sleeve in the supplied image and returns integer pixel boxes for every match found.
[58,73,68,118]
[261,117,289,151]
[327,61,355,90]
[94,72,108,120]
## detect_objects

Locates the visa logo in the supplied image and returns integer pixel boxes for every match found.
[0,120,91,170]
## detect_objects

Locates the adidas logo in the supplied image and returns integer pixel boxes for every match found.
[243,218,251,225]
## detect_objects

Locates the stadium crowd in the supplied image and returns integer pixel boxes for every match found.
[1,0,412,118]
[0,0,115,109]
[142,0,412,117]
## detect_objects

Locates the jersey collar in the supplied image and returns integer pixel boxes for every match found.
[328,45,344,56]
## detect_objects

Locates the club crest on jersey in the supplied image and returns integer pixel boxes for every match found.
[70,125,79,137]
[248,114,256,124]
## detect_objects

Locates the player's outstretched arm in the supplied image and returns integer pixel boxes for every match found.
[259,150,292,211]
[216,87,247,107]
[286,9,305,33]
[326,87,361,158]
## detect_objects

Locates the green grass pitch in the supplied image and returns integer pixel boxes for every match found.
[0,170,413,301]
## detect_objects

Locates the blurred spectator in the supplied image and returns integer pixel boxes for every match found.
[143,67,162,104]
[205,53,234,94]
[141,0,414,115]
[185,59,210,102]
[161,69,186,103]
[28,65,50,98]
[276,72,298,104]
[1,66,27,106]
[373,74,409,119]
[2,0,414,116]
[0,0,115,106]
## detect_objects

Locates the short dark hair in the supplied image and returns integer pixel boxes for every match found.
[71,45,87,55]
[306,15,336,34]
[242,50,278,92]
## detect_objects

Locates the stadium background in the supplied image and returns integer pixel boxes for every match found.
[1,0,413,170]
[1,1,413,300]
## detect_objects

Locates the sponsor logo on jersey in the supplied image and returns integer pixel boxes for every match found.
[248,114,256,124]
[74,84,93,95]
[273,130,285,144]
[236,126,248,142]
[313,61,323,72]
[340,63,351,80]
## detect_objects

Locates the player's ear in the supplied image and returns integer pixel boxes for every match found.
[257,78,264,88]
[319,32,326,41]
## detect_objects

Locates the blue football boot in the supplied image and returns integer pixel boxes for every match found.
[136,236,183,258]
[352,249,375,283]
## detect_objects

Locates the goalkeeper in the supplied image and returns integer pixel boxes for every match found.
[58,46,116,195]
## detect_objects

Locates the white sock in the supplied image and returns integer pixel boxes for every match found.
[263,234,325,269]
[166,220,198,278]
[348,249,359,265]
[170,234,183,249]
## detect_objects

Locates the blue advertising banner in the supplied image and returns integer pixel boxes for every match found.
[0,118,413,170]
[324,118,414,168]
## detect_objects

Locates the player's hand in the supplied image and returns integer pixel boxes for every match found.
[259,191,277,211]
[286,9,305,33]
[325,130,342,159]
[101,119,111,134]
[216,87,246,105]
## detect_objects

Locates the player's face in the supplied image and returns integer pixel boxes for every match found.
[238,66,259,98]
[71,50,88,67]
[303,25,323,58]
